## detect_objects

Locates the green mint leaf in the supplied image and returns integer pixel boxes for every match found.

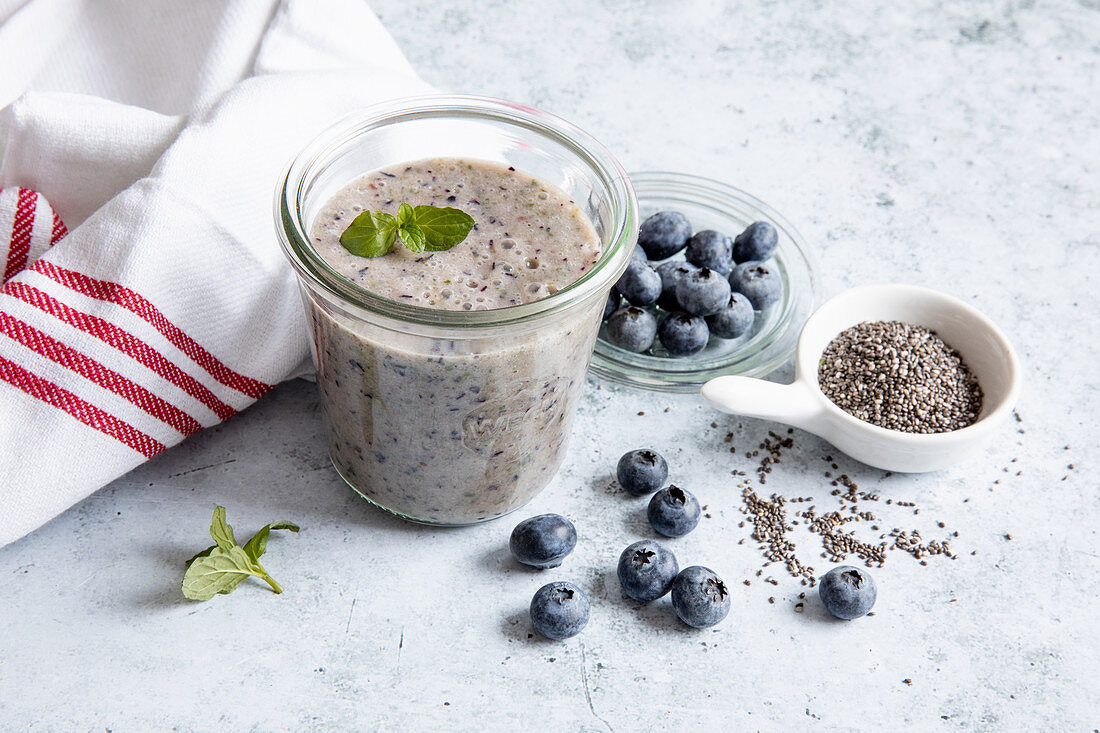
[339,210,398,257]
[209,506,236,552]
[182,545,258,601]
[339,203,474,257]
[400,222,427,253]
[396,202,415,228]
[182,508,299,601]
[185,544,247,595]
[413,205,476,251]
[242,521,300,563]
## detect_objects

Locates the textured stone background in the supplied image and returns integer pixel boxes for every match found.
[1,0,1097,729]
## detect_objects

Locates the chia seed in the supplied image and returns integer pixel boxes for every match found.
[737,431,961,588]
[818,320,983,433]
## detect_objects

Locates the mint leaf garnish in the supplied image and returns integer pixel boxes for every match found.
[339,210,398,257]
[396,202,415,228]
[401,222,427,253]
[242,520,300,563]
[182,506,299,601]
[413,205,476,251]
[209,505,236,552]
[339,202,474,258]
[183,546,256,601]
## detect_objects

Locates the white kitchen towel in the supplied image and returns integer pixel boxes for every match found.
[0,0,434,547]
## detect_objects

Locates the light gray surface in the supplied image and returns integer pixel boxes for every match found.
[2,0,1098,729]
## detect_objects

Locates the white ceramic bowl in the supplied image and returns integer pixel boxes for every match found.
[701,284,1022,472]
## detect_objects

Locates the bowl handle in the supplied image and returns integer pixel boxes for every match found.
[701,376,826,432]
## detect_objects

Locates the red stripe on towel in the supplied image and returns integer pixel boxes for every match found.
[31,260,270,399]
[50,211,68,245]
[4,189,37,281]
[0,354,165,458]
[0,311,203,436]
[3,281,236,421]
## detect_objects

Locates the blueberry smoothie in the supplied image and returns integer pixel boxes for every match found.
[306,158,604,523]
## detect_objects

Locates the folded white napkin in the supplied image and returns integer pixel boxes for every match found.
[0,0,433,547]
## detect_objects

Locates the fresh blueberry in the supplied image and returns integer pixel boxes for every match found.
[638,211,692,261]
[728,261,782,309]
[509,514,578,569]
[685,230,734,275]
[658,312,709,356]
[655,261,697,311]
[602,289,621,320]
[617,539,679,603]
[616,449,668,496]
[705,292,755,339]
[605,306,657,352]
[647,485,701,537]
[670,566,731,628]
[632,243,647,262]
[529,581,590,639]
[732,221,778,263]
[615,259,661,306]
[675,267,731,316]
[818,565,877,620]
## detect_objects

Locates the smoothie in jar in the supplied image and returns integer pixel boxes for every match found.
[304,158,605,523]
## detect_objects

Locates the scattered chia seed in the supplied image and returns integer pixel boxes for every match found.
[737,430,960,588]
[818,320,983,433]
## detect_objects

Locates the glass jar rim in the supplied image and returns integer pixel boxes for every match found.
[274,94,637,329]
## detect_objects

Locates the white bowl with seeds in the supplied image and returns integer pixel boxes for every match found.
[701,284,1022,472]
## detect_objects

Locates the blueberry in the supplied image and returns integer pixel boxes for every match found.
[605,306,657,352]
[638,211,692,261]
[674,267,731,316]
[732,221,778,263]
[529,581,590,639]
[705,292,755,339]
[647,485,701,537]
[818,565,877,620]
[685,230,734,275]
[658,312,709,356]
[655,261,697,311]
[602,289,621,320]
[616,449,668,496]
[728,261,782,309]
[615,259,661,306]
[632,243,647,262]
[617,540,679,602]
[509,514,578,569]
[670,566,731,628]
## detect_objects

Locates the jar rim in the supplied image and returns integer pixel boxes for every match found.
[274,94,637,328]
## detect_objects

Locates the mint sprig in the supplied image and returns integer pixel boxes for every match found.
[182,506,300,601]
[339,202,475,258]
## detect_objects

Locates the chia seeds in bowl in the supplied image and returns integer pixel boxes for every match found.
[590,172,817,393]
[818,320,983,434]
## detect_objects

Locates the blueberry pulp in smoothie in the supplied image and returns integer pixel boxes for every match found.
[306,158,605,523]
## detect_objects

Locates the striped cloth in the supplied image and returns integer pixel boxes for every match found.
[1,188,66,281]
[0,0,431,547]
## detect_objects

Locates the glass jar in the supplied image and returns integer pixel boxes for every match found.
[275,95,637,525]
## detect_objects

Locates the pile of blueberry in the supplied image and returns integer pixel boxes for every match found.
[515,448,733,640]
[604,212,784,356]
[509,514,590,640]
[615,449,729,628]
